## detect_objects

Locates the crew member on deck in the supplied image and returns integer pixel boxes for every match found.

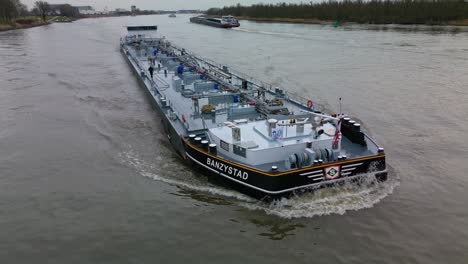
[177,63,184,75]
[148,65,154,79]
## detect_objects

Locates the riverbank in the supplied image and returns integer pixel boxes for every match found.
[0,21,50,32]
[448,19,468,26]
[0,16,78,32]
[236,16,468,26]
[48,16,75,23]
[236,16,324,24]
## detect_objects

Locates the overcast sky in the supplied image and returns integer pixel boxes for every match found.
[21,0,308,11]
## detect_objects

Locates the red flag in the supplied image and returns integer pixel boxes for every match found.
[332,119,341,148]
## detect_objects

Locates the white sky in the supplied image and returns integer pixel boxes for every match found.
[21,0,309,11]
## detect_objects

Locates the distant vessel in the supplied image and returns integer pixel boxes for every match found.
[169,13,176,18]
[120,26,387,199]
[190,15,240,28]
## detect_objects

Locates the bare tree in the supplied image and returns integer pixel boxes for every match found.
[34,1,49,21]
[0,0,18,23]
[13,0,29,17]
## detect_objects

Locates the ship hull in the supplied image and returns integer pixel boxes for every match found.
[190,17,239,28]
[121,46,186,157]
[184,139,386,199]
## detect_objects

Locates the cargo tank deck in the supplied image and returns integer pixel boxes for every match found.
[126,46,307,133]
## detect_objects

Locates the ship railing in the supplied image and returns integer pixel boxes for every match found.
[124,44,170,91]
[214,66,328,113]
[150,74,170,91]
[168,44,272,91]
[166,41,327,112]
[126,47,143,71]
[283,91,325,113]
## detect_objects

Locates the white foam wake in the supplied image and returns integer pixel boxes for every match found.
[118,147,398,218]
[233,27,315,40]
[117,148,255,202]
[240,175,398,218]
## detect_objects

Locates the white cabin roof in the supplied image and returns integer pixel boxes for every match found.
[209,119,335,151]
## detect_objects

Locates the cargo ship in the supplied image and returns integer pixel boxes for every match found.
[190,15,240,28]
[120,26,387,199]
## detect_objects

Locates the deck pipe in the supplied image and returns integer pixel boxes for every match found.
[189,134,196,143]
[194,137,202,146]
[353,123,361,132]
[343,117,351,128]
[201,140,209,151]
[346,120,356,141]
[209,144,217,155]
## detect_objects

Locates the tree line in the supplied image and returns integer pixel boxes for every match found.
[0,0,27,23]
[1,0,79,24]
[207,0,468,24]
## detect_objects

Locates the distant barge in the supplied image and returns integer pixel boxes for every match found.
[190,15,240,28]
[120,26,387,199]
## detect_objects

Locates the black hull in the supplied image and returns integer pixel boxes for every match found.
[184,139,387,199]
[121,47,186,158]
[121,46,387,200]
[189,17,239,28]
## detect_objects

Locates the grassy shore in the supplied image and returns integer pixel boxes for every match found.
[0,18,49,32]
[0,16,78,32]
[236,16,324,24]
[236,16,468,26]
[48,16,75,23]
[448,19,468,26]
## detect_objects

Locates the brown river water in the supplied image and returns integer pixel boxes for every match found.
[1,14,468,263]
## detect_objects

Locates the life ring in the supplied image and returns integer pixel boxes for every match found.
[307,100,313,108]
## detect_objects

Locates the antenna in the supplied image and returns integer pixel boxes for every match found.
[339,97,342,116]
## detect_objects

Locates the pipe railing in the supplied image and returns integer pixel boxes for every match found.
[139,38,331,114]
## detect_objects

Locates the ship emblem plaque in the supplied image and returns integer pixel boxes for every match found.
[325,166,341,180]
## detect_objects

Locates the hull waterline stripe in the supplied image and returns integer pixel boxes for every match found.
[308,176,324,179]
[186,152,280,194]
[186,152,384,195]
[187,153,222,175]
[300,171,323,176]
[307,174,324,178]
[184,140,385,177]
[342,163,364,168]
[310,177,324,181]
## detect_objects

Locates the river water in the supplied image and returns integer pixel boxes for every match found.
[1,14,467,263]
